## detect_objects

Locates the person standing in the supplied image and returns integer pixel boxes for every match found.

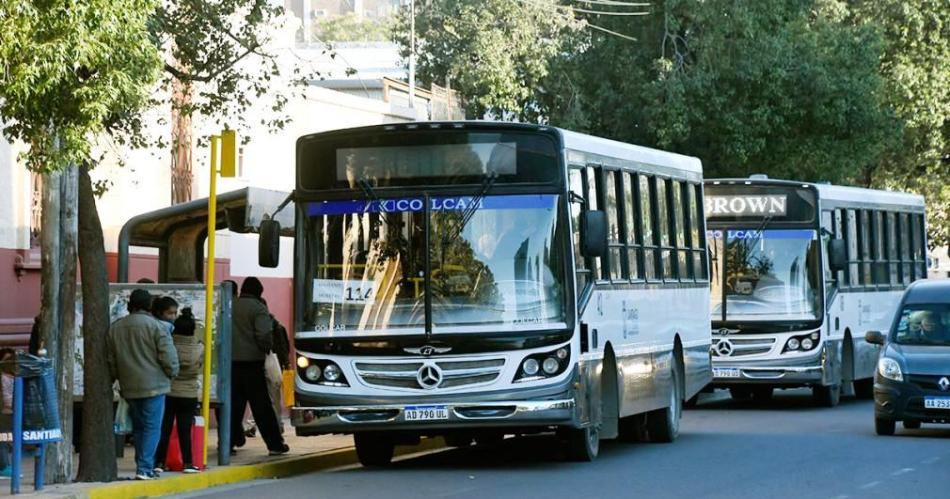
[151,296,179,335]
[107,289,180,480]
[154,308,204,473]
[230,278,289,455]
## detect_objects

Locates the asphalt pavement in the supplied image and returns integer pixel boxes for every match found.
[185,389,950,499]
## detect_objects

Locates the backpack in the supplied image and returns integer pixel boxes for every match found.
[271,318,291,370]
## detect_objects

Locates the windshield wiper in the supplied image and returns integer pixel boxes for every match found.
[447,171,499,241]
[357,178,389,227]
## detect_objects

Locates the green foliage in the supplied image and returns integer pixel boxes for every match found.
[314,13,395,43]
[852,0,950,249]
[0,0,162,172]
[396,0,583,120]
[150,0,310,139]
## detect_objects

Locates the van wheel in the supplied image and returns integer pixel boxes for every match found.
[903,420,921,430]
[875,418,896,436]
[562,425,599,461]
[813,384,841,407]
[354,433,395,467]
[853,378,874,399]
[646,361,682,443]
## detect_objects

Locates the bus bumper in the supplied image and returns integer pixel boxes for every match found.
[710,340,841,387]
[290,398,576,435]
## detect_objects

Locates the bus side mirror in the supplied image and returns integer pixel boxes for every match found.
[581,210,608,258]
[258,219,281,268]
[828,239,846,272]
[865,330,885,345]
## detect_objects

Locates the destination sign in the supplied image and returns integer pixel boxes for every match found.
[306,194,556,216]
[705,195,787,217]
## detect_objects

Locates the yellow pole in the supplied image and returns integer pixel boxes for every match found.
[201,135,219,468]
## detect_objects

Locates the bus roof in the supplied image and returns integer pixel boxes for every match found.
[707,177,925,210]
[557,127,703,175]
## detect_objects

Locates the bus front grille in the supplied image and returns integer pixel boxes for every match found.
[711,337,776,358]
[354,358,506,390]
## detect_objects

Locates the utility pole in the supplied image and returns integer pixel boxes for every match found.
[408,0,416,112]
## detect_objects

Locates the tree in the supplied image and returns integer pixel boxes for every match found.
[852,0,950,249]
[396,0,582,120]
[0,0,161,483]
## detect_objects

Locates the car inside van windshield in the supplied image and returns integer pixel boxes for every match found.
[893,304,950,346]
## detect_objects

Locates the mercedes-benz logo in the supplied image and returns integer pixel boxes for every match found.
[715,339,734,357]
[939,377,950,392]
[416,364,443,390]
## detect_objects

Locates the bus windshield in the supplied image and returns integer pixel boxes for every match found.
[709,229,821,322]
[301,194,567,334]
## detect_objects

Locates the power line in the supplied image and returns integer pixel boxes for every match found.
[515,0,642,43]
[585,22,639,41]
[574,7,650,16]
[574,0,651,7]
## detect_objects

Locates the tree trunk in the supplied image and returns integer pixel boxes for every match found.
[75,165,117,482]
[44,165,78,482]
[38,170,65,479]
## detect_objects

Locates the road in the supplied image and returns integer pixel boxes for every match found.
[189,389,950,499]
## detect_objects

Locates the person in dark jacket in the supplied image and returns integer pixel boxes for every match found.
[230,278,289,455]
[155,308,204,474]
[107,289,180,480]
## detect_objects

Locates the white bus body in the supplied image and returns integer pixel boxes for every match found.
[286,122,712,462]
[705,178,927,406]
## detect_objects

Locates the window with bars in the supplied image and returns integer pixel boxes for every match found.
[836,207,927,290]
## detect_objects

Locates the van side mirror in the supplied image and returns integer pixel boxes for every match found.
[258,219,281,268]
[581,210,608,258]
[828,239,847,272]
[865,330,885,345]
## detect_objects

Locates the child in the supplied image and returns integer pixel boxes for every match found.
[154,308,203,473]
[151,296,179,335]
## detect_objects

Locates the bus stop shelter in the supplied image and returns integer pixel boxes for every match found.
[116,187,293,283]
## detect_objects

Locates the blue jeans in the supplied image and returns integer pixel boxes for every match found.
[127,395,165,475]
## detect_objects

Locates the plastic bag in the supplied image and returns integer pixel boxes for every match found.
[13,352,62,441]
[114,398,133,435]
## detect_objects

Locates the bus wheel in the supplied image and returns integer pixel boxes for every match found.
[646,362,682,443]
[875,418,896,436]
[563,425,599,461]
[813,384,841,407]
[853,378,874,399]
[354,433,395,467]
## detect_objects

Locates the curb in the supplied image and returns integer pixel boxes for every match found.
[71,437,445,499]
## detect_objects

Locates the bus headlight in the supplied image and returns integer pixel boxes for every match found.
[782,331,820,353]
[787,338,800,350]
[305,365,321,381]
[297,356,310,369]
[878,357,903,382]
[323,364,342,382]
[522,358,540,376]
[514,345,570,382]
[801,338,813,350]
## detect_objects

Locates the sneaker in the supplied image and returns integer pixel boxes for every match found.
[182,465,201,474]
[135,473,152,481]
[153,466,165,475]
[268,444,290,456]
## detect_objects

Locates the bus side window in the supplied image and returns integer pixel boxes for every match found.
[899,213,912,284]
[638,175,657,280]
[622,172,641,280]
[655,177,674,280]
[886,212,899,286]
[846,209,859,287]
[569,168,590,292]
[672,181,691,280]
[586,165,603,280]
[604,170,626,281]
[912,213,926,280]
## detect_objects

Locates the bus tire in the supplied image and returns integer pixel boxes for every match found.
[563,425,599,461]
[646,361,682,443]
[354,433,395,467]
[853,378,874,399]
[875,418,896,436]
[813,384,841,407]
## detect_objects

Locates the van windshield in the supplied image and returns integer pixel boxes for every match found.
[893,304,950,346]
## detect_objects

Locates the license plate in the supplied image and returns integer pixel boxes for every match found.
[404,405,449,421]
[713,367,742,379]
[924,397,950,410]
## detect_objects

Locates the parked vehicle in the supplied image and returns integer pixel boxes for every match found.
[866,280,950,435]
[257,121,713,464]
[704,177,927,406]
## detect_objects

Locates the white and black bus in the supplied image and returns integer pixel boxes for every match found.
[704,177,927,406]
[259,122,712,464]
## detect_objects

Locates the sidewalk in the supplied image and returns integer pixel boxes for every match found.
[2,421,358,498]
